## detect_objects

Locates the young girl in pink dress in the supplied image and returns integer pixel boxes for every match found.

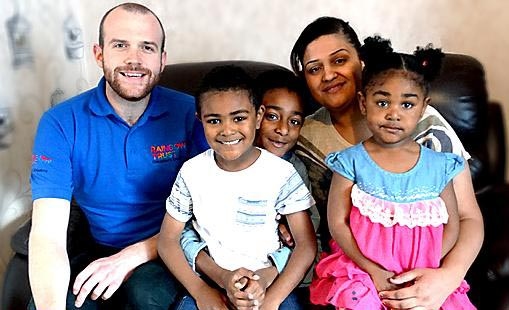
[309,36,476,309]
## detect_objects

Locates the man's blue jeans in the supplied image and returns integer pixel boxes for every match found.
[28,246,180,310]
[174,290,304,310]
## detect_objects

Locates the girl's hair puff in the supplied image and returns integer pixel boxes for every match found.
[414,44,444,82]
[360,35,444,96]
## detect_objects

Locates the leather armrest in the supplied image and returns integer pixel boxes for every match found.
[486,101,506,185]
[1,254,31,310]
[10,220,31,256]
[477,184,509,280]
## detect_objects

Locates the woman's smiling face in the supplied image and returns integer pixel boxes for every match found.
[302,33,362,113]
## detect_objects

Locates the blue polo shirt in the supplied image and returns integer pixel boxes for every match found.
[31,78,206,248]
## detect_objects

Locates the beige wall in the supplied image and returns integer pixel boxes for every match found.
[88,0,509,164]
[0,0,507,301]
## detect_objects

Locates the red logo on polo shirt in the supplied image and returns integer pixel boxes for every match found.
[32,154,53,164]
[151,141,186,162]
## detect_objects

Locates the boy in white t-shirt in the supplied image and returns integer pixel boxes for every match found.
[158,65,317,310]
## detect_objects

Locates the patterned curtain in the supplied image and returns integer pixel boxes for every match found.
[0,0,108,298]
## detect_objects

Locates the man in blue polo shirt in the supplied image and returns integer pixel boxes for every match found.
[28,3,205,310]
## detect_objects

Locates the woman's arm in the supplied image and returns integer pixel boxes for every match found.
[380,163,483,309]
[440,181,460,258]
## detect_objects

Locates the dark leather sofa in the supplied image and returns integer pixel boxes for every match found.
[2,56,508,309]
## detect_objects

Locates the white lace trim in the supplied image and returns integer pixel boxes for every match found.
[351,184,449,228]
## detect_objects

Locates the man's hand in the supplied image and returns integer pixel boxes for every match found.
[72,251,137,307]
[72,233,158,307]
[379,268,459,310]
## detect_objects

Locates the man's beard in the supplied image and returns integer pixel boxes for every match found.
[104,65,161,102]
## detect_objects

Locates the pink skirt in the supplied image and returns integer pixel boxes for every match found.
[309,206,475,309]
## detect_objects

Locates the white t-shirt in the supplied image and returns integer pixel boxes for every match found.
[166,148,315,271]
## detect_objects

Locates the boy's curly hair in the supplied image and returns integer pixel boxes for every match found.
[196,65,258,116]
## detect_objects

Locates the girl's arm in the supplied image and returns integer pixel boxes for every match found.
[440,181,460,258]
[443,163,484,274]
[328,172,396,292]
[158,214,227,310]
[262,210,317,308]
